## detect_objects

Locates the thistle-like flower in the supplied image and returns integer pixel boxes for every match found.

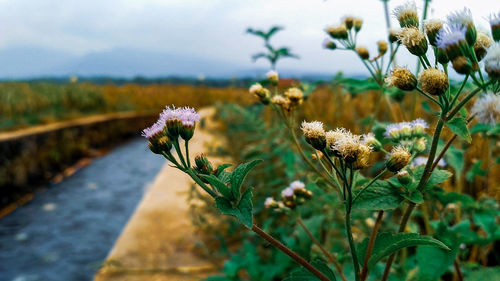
[266,70,279,85]
[264,197,277,208]
[362,132,382,151]
[418,68,449,96]
[323,38,337,50]
[282,187,295,198]
[489,11,500,41]
[353,144,372,170]
[326,25,348,40]
[271,95,291,111]
[411,118,429,136]
[326,128,348,156]
[301,121,327,150]
[331,131,363,163]
[393,1,419,28]
[159,106,201,141]
[290,180,306,190]
[447,8,476,45]
[436,25,467,60]
[424,19,443,46]
[284,87,304,106]
[249,83,271,104]
[451,56,473,75]
[194,154,213,175]
[471,92,500,125]
[385,66,417,91]
[484,42,500,79]
[142,119,165,140]
[474,32,493,61]
[398,27,428,56]
[386,146,411,172]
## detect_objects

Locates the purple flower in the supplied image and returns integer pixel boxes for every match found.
[436,25,466,50]
[141,119,165,139]
[289,180,305,190]
[385,123,401,138]
[411,118,429,129]
[160,106,200,126]
[281,187,294,198]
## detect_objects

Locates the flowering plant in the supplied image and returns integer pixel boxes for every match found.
[143,2,500,280]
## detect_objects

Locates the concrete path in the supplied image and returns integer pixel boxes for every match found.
[94,108,222,281]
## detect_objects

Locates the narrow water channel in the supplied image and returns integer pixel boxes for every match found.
[0,137,165,281]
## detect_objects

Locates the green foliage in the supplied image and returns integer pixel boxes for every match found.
[283,259,336,281]
[353,179,404,210]
[215,189,254,228]
[357,232,449,270]
[446,117,472,143]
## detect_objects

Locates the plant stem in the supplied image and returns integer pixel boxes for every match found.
[185,169,217,198]
[173,138,188,168]
[184,140,191,168]
[297,218,347,281]
[381,202,416,281]
[346,164,361,281]
[360,210,384,281]
[251,224,331,281]
[454,259,464,281]
[416,87,442,108]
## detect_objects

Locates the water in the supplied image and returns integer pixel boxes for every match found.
[0,138,165,281]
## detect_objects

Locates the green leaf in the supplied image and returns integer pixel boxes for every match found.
[446,117,471,143]
[283,259,336,281]
[200,174,232,199]
[353,180,404,211]
[427,168,452,187]
[357,232,450,270]
[416,246,456,281]
[402,189,424,204]
[465,267,500,281]
[215,188,253,228]
[470,123,492,134]
[230,159,263,200]
[445,145,464,174]
[466,160,486,182]
[216,164,232,176]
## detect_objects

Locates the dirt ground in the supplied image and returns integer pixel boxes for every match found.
[94,108,224,281]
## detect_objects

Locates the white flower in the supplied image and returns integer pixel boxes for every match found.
[485,43,500,72]
[471,92,500,125]
[301,121,326,139]
[393,1,417,19]
[411,118,429,130]
[264,197,276,208]
[447,8,473,27]
[266,70,278,80]
[289,180,305,190]
[249,83,263,95]
[489,11,500,26]
[281,187,294,198]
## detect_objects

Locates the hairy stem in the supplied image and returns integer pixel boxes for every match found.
[297,218,347,281]
[346,164,361,281]
[251,224,331,281]
[360,210,384,281]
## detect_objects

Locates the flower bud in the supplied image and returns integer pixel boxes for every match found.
[474,33,493,61]
[452,56,473,75]
[166,119,182,138]
[343,16,355,30]
[398,27,428,57]
[378,41,388,55]
[484,43,500,80]
[326,25,348,40]
[266,70,279,85]
[180,123,195,141]
[388,29,400,44]
[271,95,291,111]
[418,68,449,96]
[436,48,449,64]
[148,136,172,155]
[354,18,363,32]
[362,133,382,152]
[414,137,427,153]
[284,87,304,107]
[424,19,443,46]
[264,197,278,209]
[323,38,337,50]
[195,154,213,175]
[396,170,412,185]
[385,67,417,91]
[356,47,370,60]
[490,12,500,41]
[386,146,411,173]
[301,121,326,150]
[249,83,271,104]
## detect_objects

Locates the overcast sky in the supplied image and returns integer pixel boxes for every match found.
[0,0,499,76]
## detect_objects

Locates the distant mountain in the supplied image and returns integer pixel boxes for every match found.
[0,46,348,80]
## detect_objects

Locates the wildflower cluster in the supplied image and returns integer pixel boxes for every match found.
[385,119,428,154]
[265,180,313,210]
[249,71,305,113]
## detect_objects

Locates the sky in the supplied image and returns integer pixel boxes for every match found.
[0,0,499,77]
